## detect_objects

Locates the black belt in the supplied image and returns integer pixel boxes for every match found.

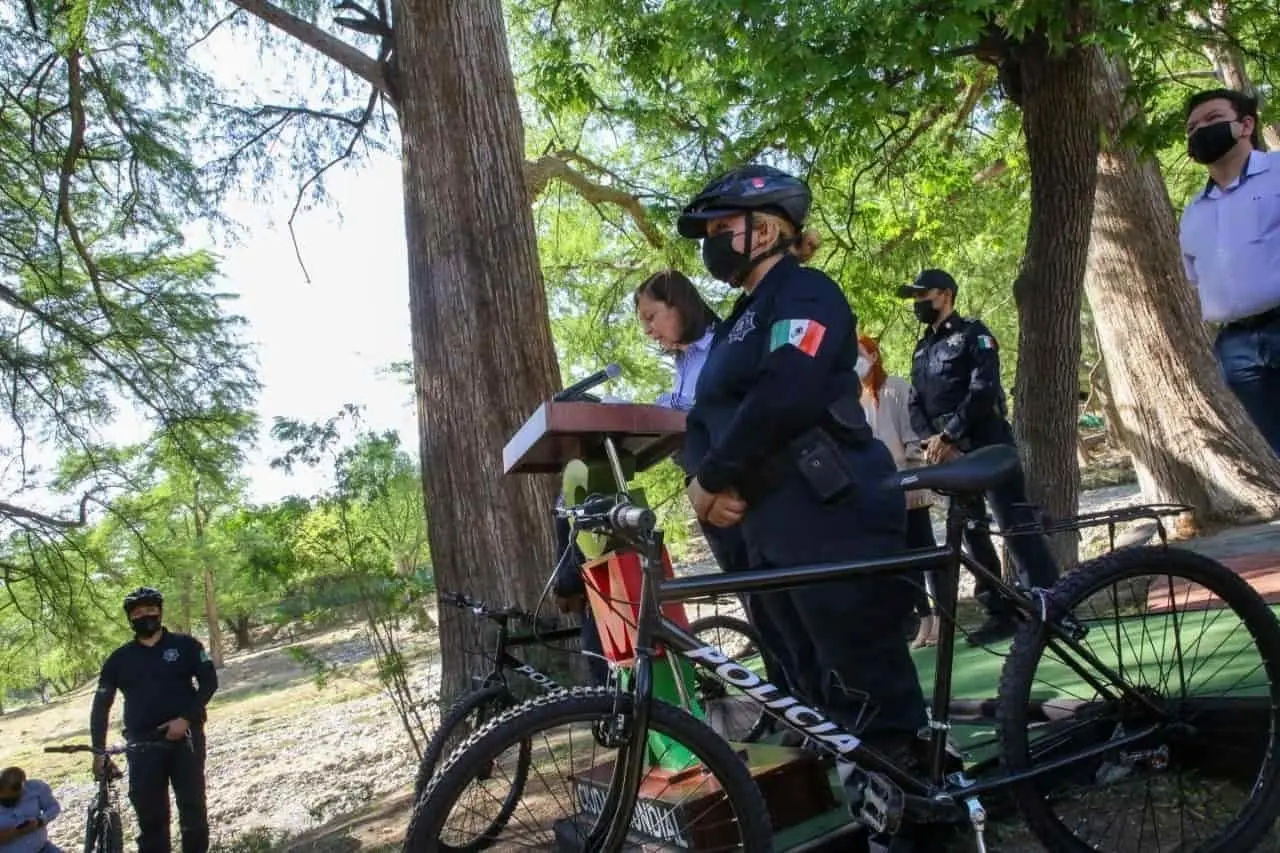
[1223,305,1280,332]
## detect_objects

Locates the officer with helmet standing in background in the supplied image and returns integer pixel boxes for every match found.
[677,164,930,801]
[901,270,1060,646]
[90,588,218,853]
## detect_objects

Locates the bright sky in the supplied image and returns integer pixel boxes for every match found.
[0,22,422,515]
[196,26,420,504]
[213,151,419,505]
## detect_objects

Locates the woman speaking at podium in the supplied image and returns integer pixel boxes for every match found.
[552,269,790,692]
[675,165,928,769]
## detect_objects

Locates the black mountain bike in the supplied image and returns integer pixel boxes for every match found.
[408,443,1280,852]
[412,593,769,802]
[43,743,136,853]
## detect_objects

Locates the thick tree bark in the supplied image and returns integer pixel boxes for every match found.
[1085,49,1280,520]
[391,0,561,701]
[227,615,254,651]
[1005,30,1097,569]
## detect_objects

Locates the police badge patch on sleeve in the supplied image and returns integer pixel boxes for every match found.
[727,310,756,343]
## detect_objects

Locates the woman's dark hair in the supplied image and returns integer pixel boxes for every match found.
[633,270,719,345]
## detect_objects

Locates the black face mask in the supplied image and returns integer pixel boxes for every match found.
[130,615,162,637]
[1188,121,1239,165]
[913,300,939,325]
[701,231,755,286]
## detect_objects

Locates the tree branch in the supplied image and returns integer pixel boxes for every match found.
[0,491,96,530]
[524,151,665,248]
[876,160,1008,258]
[226,0,389,96]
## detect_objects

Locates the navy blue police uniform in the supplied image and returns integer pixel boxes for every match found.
[907,310,1060,638]
[90,630,217,853]
[686,254,927,742]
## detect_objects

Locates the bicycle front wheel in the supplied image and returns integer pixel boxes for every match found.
[413,684,524,799]
[84,805,123,853]
[998,545,1280,852]
[405,687,774,852]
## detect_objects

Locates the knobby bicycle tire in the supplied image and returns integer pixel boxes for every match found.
[404,687,774,852]
[412,683,530,850]
[997,545,1280,852]
[688,613,772,743]
[84,806,124,853]
[413,684,520,799]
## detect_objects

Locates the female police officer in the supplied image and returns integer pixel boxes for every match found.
[677,165,928,765]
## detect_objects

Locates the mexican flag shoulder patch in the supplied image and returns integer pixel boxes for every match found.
[769,319,827,357]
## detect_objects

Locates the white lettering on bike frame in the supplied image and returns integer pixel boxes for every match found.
[512,662,562,691]
[683,644,863,755]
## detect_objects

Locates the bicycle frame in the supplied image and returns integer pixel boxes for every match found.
[584,498,1173,847]
[469,608,586,695]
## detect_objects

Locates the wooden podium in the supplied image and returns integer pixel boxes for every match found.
[503,400,688,476]
[504,399,855,851]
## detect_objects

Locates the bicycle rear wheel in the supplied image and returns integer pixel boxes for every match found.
[405,687,773,852]
[998,546,1280,852]
[688,614,771,743]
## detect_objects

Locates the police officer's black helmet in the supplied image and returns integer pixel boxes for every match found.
[677,165,811,239]
[123,586,164,614]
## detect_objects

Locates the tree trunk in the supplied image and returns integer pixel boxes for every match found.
[392,0,562,701]
[177,571,193,634]
[1190,2,1280,151]
[191,490,225,668]
[228,615,254,651]
[1084,49,1280,520]
[1004,27,1097,569]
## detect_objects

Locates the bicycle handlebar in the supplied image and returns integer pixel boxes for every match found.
[439,592,560,632]
[45,744,122,755]
[554,495,655,535]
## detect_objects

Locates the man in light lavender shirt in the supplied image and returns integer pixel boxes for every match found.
[0,768,62,853]
[1179,88,1280,455]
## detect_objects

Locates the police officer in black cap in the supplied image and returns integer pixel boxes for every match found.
[677,164,927,768]
[900,270,1059,646]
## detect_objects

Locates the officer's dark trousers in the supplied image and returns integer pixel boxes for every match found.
[959,459,1059,620]
[700,521,792,692]
[127,730,208,853]
[739,442,927,739]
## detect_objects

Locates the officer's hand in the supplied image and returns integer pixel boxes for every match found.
[706,492,747,528]
[159,717,190,741]
[923,436,947,464]
[687,478,717,520]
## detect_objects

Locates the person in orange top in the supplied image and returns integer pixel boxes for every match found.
[857,335,939,648]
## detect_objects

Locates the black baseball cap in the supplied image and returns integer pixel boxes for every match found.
[897,269,958,298]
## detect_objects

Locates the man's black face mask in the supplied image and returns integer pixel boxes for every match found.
[130,615,162,637]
